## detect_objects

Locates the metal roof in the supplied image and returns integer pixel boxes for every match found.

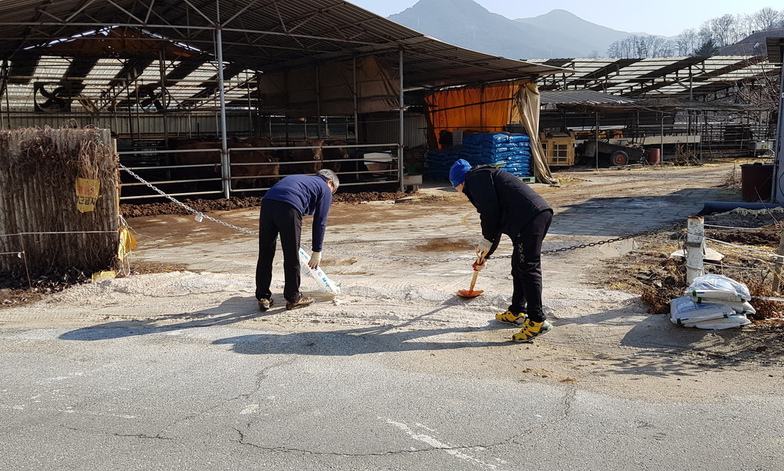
[540,90,635,106]
[0,0,562,113]
[534,56,781,100]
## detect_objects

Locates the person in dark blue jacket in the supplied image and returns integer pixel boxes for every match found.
[256,169,339,311]
[449,159,554,343]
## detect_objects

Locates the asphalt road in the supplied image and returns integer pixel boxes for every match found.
[1,324,782,471]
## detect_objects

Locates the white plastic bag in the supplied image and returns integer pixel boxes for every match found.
[670,296,736,326]
[686,274,751,303]
[299,247,341,295]
[693,315,751,330]
[724,301,757,316]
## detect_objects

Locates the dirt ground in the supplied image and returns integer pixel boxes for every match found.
[3,162,784,400]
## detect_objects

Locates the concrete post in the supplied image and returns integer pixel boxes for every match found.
[774,49,784,203]
[774,230,784,291]
[686,216,705,284]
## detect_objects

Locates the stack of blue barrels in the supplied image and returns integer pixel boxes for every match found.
[424,146,463,181]
[461,132,532,177]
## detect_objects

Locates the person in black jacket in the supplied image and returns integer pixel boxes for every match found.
[449,159,554,343]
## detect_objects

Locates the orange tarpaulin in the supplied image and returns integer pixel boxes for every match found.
[425,81,523,149]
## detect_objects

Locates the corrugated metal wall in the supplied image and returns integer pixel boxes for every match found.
[1,112,253,138]
[1,112,428,147]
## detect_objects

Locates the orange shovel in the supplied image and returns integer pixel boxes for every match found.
[457,255,485,299]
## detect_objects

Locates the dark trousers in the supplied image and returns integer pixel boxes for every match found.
[509,210,553,322]
[255,200,303,303]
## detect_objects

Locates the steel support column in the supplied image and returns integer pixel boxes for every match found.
[398,48,405,192]
[159,50,169,146]
[353,55,359,143]
[594,112,599,171]
[216,26,230,199]
[316,64,321,139]
[660,113,665,164]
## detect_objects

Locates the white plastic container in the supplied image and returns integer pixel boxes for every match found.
[299,247,341,295]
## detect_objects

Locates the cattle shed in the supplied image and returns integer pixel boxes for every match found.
[537,89,777,167]
[0,0,561,200]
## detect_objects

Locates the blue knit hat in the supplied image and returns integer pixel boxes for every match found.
[449,159,472,187]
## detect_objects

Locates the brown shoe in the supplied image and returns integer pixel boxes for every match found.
[286,296,314,311]
[258,298,273,312]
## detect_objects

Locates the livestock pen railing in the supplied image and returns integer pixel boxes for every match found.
[118,143,401,201]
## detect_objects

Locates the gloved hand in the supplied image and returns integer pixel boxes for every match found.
[472,259,486,272]
[477,239,493,258]
[308,251,322,269]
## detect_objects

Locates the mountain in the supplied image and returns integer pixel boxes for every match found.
[388,0,635,59]
[515,10,632,57]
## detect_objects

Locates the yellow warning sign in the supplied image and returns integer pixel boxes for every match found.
[75,178,100,213]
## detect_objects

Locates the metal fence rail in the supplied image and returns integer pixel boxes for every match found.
[118,142,401,201]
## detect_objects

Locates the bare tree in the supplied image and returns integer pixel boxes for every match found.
[709,14,739,47]
[610,7,784,59]
[607,35,677,58]
[751,7,782,31]
[676,29,699,56]
[736,62,781,111]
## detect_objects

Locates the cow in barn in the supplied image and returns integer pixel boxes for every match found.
[169,139,223,192]
[229,137,280,190]
[275,139,351,177]
[314,139,351,174]
[170,137,280,192]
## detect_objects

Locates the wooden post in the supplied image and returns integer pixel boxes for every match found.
[686,216,705,284]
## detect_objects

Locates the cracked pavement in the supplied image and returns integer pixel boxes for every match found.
[1,325,782,470]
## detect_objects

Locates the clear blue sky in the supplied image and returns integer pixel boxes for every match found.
[352,0,777,36]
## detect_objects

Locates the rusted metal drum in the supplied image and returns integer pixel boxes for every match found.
[646,148,661,165]
[741,163,773,202]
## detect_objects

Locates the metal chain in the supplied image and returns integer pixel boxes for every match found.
[121,164,684,255]
[500,222,684,258]
[120,165,258,237]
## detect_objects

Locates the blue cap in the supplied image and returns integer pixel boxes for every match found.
[449,159,472,187]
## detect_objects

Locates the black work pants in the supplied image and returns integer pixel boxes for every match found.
[255,200,303,303]
[509,209,553,322]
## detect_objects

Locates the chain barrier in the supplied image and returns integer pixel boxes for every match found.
[493,222,685,259]
[120,165,258,237]
[122,164,688,258]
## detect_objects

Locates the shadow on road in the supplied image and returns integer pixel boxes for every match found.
[59,299,512,355]
[212,325,510,357]
[59,296,266,341]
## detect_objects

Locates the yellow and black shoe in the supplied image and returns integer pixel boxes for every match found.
[495,310,527,326]
[512,319,553,343]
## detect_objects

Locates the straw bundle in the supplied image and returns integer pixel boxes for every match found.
[0,127,120,278]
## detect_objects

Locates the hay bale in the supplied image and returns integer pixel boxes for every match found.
[0,127,120,278]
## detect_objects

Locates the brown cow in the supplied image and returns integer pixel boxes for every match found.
[229,137,280,190]
[275,138,350,175]
[171,138,280,191]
